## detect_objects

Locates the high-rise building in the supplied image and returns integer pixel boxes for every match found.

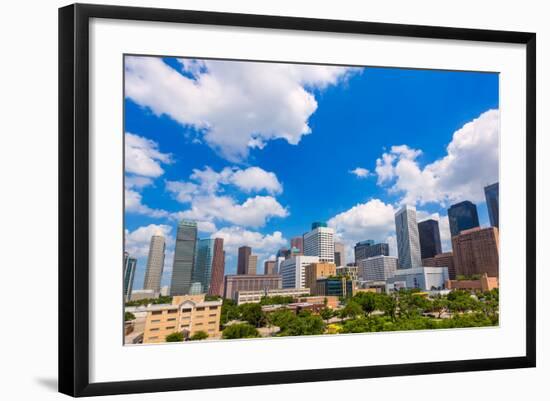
[452,227,499,278]
[484,182,499,228]
[247,254,258,275]
[354,240,389,262]
[192,238,218,294]
[422,252,456,280]
[334,242,346,267]
[264,260,276,275]
[291,236,304,253]
[395,205,422,269]
[303,222,334,263]
[418,219,442,259]
[276,247,290,259]
[448,201,480,237]
[304,262,337,293]
[280,255,320,289]
[274,256,285,275]
[170,220,198,295]
[123,252,137,301]
[223,274,282,300]
[143,234,166,293]
[237,246,252,275]
[208,239,225,297]
[358,255,398,282]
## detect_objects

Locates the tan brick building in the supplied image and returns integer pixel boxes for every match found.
[445,273,499,292]
[304,262,336,295]
[142,294,222,344]
[452,227,499,278]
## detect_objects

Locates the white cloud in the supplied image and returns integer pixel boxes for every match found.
[229,167,282,194]
[125,132,171,177]
[374,109,499,206]
[175,195,288,228]
[349,167,371,179]
[125,175,154,189]
[125,189,169,218]
[328,199,397,262]
[211,226,287,258]
[125,56,358,161]
[125,224,173,258]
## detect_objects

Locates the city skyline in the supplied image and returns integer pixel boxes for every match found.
[124,56,499,290]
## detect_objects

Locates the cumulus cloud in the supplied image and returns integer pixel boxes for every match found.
[125,132,171,177]
[211,226,287,258]
[125,56,359,161]
[230,167,283,194]
[349,167,371,179]
[375,109,499,206]
[125,189,169,218]
[174,195,288,228]
[328,199,397,261]
[125,224,173,258]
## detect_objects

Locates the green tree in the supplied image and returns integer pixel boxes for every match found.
[204,295,222,302]
[239,303,267,327]
[375,293,397,321]
[222,323,260,339]
[165,332,184,342]
[124,311,136,321]
[447,290,479,313]
[396,290,430,319]
[220,299,240,325]
[427,295,449,318]
[189,331,208,341]
[279,313,325,336]
[352,292,377,315]
[319,307,334,323]
[267,308,296,329]
[339,301,363,319]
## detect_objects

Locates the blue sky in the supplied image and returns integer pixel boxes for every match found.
[124,56,499,290]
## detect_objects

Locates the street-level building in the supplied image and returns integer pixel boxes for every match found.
[142,294,222,343]
[223,274,282,300]
[304,262,337,294]
[386,266,449,292]
[422,252,456,280]
[235,287,311,305]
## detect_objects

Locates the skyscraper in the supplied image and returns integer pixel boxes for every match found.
[334,242,346,267]
[354,240,389,262]
[484,182,499,228]
[237,246,252,275]
[357,255,398,282]
[208,239,225,297]
[303,222,335,263]
[170,220,198,295]
[143,234,166,293]
[247,254,258,275]
[395,205,422,269]
[448,201,480,237]
[280,255,320,288]
[418,219,442,259]
[123,251,137,301]
[192,239,216,294]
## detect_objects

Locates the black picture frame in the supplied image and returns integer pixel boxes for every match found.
[59,3,536,397]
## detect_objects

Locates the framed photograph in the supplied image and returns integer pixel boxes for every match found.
[58,3,536,397]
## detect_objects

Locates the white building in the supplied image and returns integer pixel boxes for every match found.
[303,224,334,263]
[395,205,422,269]
[274,256,285,275]
[280,255,319,289]
[358,255,398,281]
[143,234,166,293]
[386,266,449,292]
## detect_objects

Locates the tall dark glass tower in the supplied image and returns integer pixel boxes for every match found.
[484,182,499,228]
[447,201,480,237]
[354,240,389,263]
[170,220,198,295]
[418,219,442,259]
